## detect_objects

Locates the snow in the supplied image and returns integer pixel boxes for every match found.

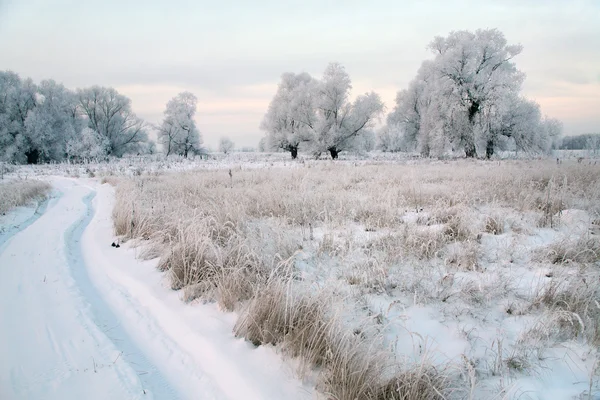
[0,178,143,399]
[1,157,599,400]
[0,197,52,249]
[0,177,314,400]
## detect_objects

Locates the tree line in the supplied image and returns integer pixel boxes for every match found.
[0,73,156,163]
[2,28,566,163]
[559,134,600,151]
[0,74,215,163]
[260,29,563,159]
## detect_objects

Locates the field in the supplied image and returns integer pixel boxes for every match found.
[104,156,599,399]
[2,153,599,399]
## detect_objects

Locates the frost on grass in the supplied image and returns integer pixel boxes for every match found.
[0,179,51,214]
[111,159,600,399]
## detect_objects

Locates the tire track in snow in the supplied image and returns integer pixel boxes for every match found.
[1,181,144,399]
[64,189,180,399]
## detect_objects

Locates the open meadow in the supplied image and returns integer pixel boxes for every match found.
[90,154,600,399]
[2,152,600,399]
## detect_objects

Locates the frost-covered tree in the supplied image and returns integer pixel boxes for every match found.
[585,134,600,155]
[0,73,157,163]
[386,61,435,154]
[219,137,234,154]
[24,80,82,162]
[0,71,38,163]
[561,134,600,150]
[157,91,202,157]
[430,29,524,157]
[486,96,562,156]
[66,127,109,161]
[260,72,317,159]
[257,136,267,152]
[378,124,411,152]
[311,63,384,159]
[140,140,157,155]
[78,86,151,157]
[540,118,563,153]
[358,130,376,152]
[387,29,561,158]
[261,63,383,160]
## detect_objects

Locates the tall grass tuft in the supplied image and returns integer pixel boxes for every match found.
[0,179,51,214]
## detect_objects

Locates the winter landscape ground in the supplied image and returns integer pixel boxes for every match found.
[0,152,599,400]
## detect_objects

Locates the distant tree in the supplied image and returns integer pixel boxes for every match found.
[258,136,267,152]
[260,72,317,159]
[386,29,562,158]
[378,124,411,152]
[311,63,384,159]
[585,134,600,154]
[561,134,600,151]
[429,29,525,157]
[219,137,234,154]
[157,91,202,157]
[77,86,151,157]
[261,63,384,160]
[540,117,563,153]
[155,117,178,157]
[487,96,562,155]
[386,61,435,154]
[359,130,376,152]
[143,140,158,155]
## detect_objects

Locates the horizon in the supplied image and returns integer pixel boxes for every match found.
[1,0,599,149]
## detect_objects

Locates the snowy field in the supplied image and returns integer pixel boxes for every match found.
[1,153,599,400]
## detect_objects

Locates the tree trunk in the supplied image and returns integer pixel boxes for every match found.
[465,143,477,158]
[465,101,480,158]
[290,146,298,159]
[329,147,339,159]
[468,102,480,123]
[26,149,40,164]
[486,140,494,159]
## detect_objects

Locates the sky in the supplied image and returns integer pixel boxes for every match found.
[1,0,599,149]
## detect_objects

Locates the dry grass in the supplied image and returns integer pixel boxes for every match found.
[539,236,600,265]
[235,279,452,400]
[530,269,600,345]
[0,179,51,214]
[109,159,600,399]
[445,241,481,271]
[484,215,505,235]
[112,161,600,238]
[234,279,333,366]
[377,366,450,400]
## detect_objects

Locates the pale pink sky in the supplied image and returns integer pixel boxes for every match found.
[1,0,598,148]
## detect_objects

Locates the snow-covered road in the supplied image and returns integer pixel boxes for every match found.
[0,178,313,400]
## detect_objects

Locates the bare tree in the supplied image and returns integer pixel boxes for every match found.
[219,137,234,154]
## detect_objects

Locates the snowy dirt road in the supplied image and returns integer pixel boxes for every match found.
[0,178,313,400]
